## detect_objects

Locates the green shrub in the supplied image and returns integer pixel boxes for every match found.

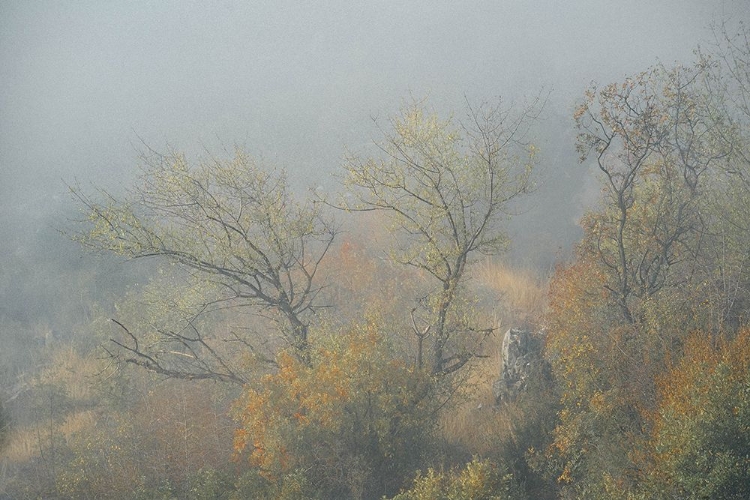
[389,458,527,500]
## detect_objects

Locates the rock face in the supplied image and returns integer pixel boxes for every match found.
[492,328,541,406]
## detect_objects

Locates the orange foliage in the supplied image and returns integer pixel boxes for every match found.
[544,252,657,495]
[232,323,436,497]
[653,328,750,436]
[546,257,612,408]
[645,328,750,497]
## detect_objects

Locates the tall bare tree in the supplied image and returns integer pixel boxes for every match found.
[574,63,729,325]
[341,97,542,375]
[73,148,337,383]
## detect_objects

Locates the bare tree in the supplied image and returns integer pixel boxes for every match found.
[574,63,729,324]
[341,97,543,375]
[72,148,337,383]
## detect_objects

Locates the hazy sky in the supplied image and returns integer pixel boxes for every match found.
[2,1,748,214]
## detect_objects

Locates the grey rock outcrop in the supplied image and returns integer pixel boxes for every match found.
[492,328,542,406]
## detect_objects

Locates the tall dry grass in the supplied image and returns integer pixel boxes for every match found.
[2,347,102,464]
[439,258,549,455]
[2,410,98,463]
[473,257,549,332]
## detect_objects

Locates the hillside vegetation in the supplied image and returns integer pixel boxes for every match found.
[2,24,750,500]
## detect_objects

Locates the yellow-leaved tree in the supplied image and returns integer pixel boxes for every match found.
[72,149,338,382]
[232,320,438,500]
[341,97,543,376]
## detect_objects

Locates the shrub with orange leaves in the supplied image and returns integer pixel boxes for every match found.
[232,321,439,500]
[642,328,750,499]
[543,251,661,498]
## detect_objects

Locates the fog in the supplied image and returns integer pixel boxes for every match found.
[0,1,747,318]
[0,0,746,347]
[4,3,750,496]
[3,1,747,203]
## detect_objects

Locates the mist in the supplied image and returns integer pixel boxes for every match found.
[3,0,745,271]
[2,1,750,497]
[3,1,745,200]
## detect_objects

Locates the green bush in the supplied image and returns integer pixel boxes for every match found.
[189,468,235,500]
[389,458,528,500]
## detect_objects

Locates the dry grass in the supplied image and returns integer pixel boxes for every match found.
[471,257,549,332]
[34,346,101,401]
[59,410,97,439]
[439,258,550,454]
[2,410,98,464]
[2,348,103,464]
[3,426,42,463]
[438,365,509,455]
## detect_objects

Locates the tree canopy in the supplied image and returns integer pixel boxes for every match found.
[342,97,543,374]
[73,149,337,381]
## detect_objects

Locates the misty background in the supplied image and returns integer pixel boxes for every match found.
[1,0,749,332]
